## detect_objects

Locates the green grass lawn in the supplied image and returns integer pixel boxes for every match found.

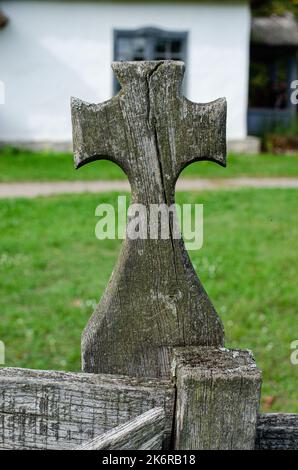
[0,188,297,412]
[0,146,298,181]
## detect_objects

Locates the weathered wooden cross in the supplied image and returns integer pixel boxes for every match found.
[2,61,296,451]
[72,61,226,378]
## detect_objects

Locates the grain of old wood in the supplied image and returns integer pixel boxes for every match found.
[72,60,227,379]
[0,367,297,450]
[77,407,165,450]
[0,368,174,450]
[172,347,262,450]
[256,413,298,450]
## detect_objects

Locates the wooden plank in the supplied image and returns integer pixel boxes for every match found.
[256,413,298,450]
[173,347,262,450]
[0,368,174,450]
[77,408,165,450]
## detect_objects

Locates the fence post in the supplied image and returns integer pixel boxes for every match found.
[172,347,262,450]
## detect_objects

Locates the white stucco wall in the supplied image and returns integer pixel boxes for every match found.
[0,1,250,142]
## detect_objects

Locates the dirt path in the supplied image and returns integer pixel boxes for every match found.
[0,177,298,198]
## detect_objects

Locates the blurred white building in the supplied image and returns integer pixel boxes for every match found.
[0,1,253,150]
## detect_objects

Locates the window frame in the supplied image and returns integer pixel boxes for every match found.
[113,27,188,93]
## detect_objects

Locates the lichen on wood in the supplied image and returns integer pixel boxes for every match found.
[172,347,262,450]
